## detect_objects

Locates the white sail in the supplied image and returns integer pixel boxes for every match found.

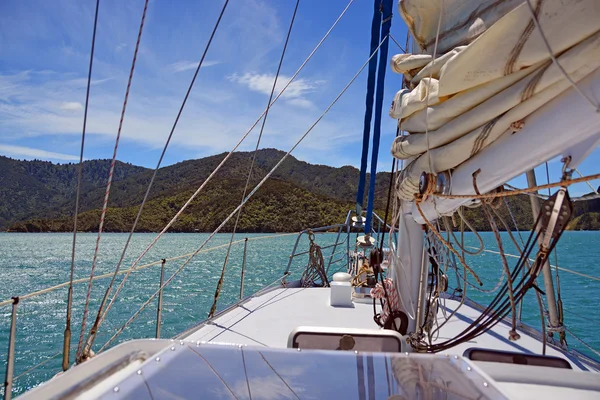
[399,0,523,54]
[391,0,600,202]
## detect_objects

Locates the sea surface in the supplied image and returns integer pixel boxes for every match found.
[0,231,599,396]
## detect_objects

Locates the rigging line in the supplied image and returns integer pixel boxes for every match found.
[378,126,400,255]
[99,36,390,352]
[524,0,599,113]
[500,198,548,353]
[434,172,600,199]
[575,168,599,194]
[208,0,301,319]
[0,233,297,309]
[77,0,152,362]
[423,0,445,176]
[466,247,600,282]
[504,182,600,202]
[64,0,100,372]
[414,200,482,285]
[564,326,600,358]
[389,34,406,53]
[96,0,354,329]
[88,0,234,355]
[444,208,484,255]
[86,0,229,353]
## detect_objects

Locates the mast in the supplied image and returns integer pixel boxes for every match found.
[525,170,561,334]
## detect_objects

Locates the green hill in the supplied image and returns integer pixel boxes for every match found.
[2,150,391,232]
[2,150,598,232]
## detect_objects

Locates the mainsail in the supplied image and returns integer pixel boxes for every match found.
[390,0,600,207]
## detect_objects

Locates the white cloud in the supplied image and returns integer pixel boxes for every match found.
[169,60,222,73]
[0,144,79,161]
[229,73,325,109]
[59,101,83,111]
[285,98,314,109]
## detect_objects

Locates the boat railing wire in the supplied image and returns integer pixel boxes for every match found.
[0,231,301,386]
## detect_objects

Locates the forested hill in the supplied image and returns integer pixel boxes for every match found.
[1,149,391,232]
[2,150,599,232]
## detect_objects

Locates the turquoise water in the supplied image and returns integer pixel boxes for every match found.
[0,231,599,396]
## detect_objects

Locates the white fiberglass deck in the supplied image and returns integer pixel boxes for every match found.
[184,287,379,347]
[184,287,599,372]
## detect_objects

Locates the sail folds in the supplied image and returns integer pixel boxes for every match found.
[391,0,600,201]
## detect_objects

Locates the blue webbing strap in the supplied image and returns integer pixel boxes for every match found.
[365,0,393,235]
[355,0,382,217]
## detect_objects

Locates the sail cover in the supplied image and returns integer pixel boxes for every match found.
[392,0,600,201]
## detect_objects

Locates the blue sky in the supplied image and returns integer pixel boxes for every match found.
[0,0,598,195]
[0,0,405,170]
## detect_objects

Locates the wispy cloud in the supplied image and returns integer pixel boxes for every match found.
[168,60,222,73]
[59,101,83,111]
[229,73,324,109]
[0,144,79,161]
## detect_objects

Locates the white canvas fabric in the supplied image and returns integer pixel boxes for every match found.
[399,0,523,54]
[392,30,600,160]
[390,53,432,74]
[389,78,441,120]
[437,0,600,96]
[402,64,539,132]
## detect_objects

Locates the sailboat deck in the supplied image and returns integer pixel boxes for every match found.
[183,287,598,371]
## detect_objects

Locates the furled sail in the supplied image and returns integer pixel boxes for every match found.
[392,0,600,201]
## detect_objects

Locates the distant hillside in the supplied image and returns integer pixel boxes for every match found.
[2,150,391,232]
[2,151,599,232]
[0,156,146,229]
[567,212,600,230]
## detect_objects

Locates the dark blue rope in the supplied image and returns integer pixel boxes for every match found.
[355,0,382,216]
[365,0,393,235]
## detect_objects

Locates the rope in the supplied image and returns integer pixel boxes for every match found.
[414,200,482,285]
[443,208,484,255]
[77,0,152,362]
[99,37,389,352]
[564,326,600,358]
[301,232,329,288]
[423,0,445,175]
[85,0,225,355]
[95,0,354,330]
[433,173,600,200]
[389,34,407,53]
[524,0,600,113]
[379,127,400,255]
[64,0,100,371]
[473,171,519,339]
[575,168,599,194]
[470,247,600,282]
[208,0,300,318]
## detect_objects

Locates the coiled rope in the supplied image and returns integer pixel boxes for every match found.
[301,231,329,288]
